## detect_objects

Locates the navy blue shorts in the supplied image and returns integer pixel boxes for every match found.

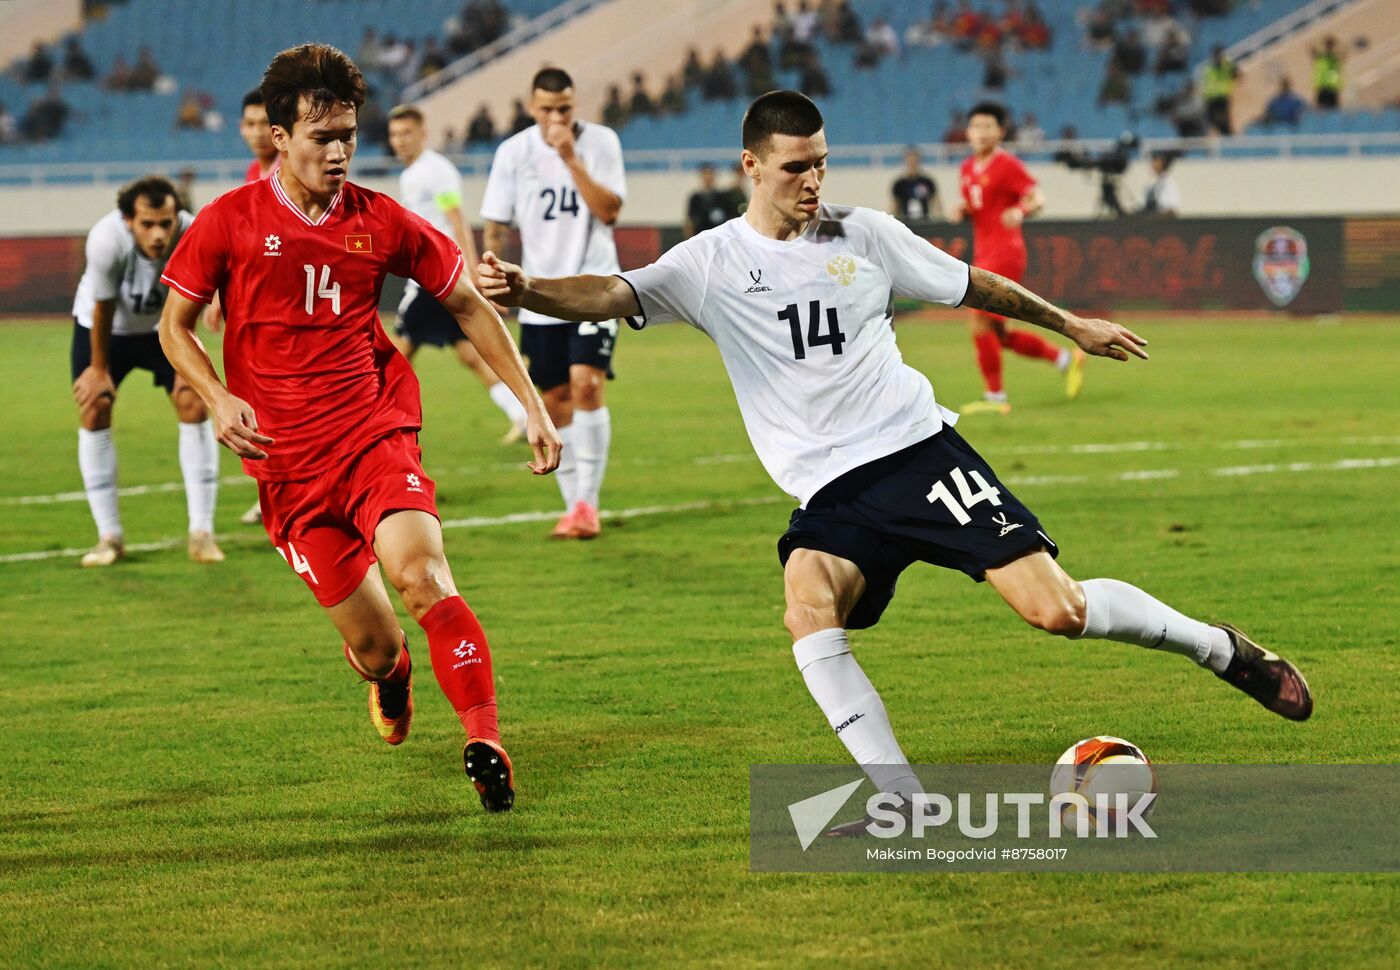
[519,321,618,391]
[70,319,176,393]
[394,286,464,349]
[778,425,1057,629]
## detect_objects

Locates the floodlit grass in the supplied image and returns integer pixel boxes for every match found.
[2,314,1397,968]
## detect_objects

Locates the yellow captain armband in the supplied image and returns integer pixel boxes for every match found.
[435,190,463,212]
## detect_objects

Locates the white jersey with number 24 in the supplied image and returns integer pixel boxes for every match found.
[620,204,971,506]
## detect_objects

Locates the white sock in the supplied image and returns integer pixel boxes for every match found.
[554,422,578,510]
[793,629,922,800]
[179,420,219,534]
[78,427,122,541]
[1055,348,1072,371]
[487,382,526,426]
[571,406,611,510]
[985,390,1008,403]
[1076,578,1235,672]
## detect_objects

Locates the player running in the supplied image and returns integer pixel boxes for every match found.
[70,175,222,567]
[479,90,1313,823]
[482,68,626,539]
[158,44,560,813]
[951,102,1083,415]
[387,104,527,444]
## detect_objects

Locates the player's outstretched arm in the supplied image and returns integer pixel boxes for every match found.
[440,274,561,475]
[157,290,274,459]
[476,252,639,322]
[964,267,1149,362]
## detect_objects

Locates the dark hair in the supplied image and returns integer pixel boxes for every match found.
[260,43,366,132]
[742,89,823,154]
[967,101,1008,127]
[388,104,424,125]
[531,67,574,93]
[117,175,178,217]
[241,88,264,110]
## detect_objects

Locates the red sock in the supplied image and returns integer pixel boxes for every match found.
[1002,328,1062,363]
[973,330,1004,395]
[419,595,499,742]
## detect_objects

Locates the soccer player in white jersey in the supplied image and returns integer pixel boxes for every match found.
[479,91,1313,827]
[481,68,627,539]
[388,104,528,443]
[70,176,223,566]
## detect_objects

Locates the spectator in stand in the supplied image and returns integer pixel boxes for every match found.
[1019,4,1051,49]
[1167,80,1207,137]
[1113,27,1147,75]
[421,39,448,78]
[740,26,776,97]
[628,72,656,119]
[1203,45,1240,134]
[358,28,384,71]
[855,17,899,69]
[379,35,410,73]
[358,92,389,145]
[1098,62,1131,107]
[907,1,951,47]
[174,169,197,213]
[397,40,424,87]
[175,89,206,130]
[828,0,863,43]
[63,38,96,82]
[1140,152,1181,217]
[21,83,70,141]
[128,46,161,92]
[890,146,942,221]
[509,98,532,134]
[683,47,707,89]
[103,55,132,92]
[601,84,629,129]
[685,163,745,237]
[1086,4,1115,48]
[702,49,738,101]
[1189,0,1232,15]
[791,0,820,45]
[658,74,687,115]
[950,0,983,50]
[982,45,1009,90]
[1262,77,1306,129]
[1312,36,1343,109]
[0,102,17,144]
[1015,110,1044,147]
[466,102,497,144]
[1156,25,1191,74]
[798,48,832,97]
[942,107,970,143]
[23,43,55,84]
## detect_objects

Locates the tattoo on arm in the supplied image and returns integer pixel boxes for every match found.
[964,267,1067,334]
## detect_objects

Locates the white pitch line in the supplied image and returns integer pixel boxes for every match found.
[4,457,1397,566]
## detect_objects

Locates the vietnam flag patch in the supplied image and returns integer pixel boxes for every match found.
[345,234,373,253]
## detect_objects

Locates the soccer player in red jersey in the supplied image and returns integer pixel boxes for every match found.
[157,44,560,813]
[952,102,1084,415]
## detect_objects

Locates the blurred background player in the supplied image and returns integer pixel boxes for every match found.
[890,145,941,221]
[70,175,222,566]
[952,102,1083,415]
[684,162,744,238]
[482,68,627,539]
[387,104,527,444]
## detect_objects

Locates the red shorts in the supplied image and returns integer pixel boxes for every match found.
[258,430,439,607]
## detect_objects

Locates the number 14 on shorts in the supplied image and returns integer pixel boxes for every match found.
[926,467,1002,525]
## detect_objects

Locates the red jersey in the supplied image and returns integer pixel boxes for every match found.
[959,149,1036,267]
[245,157,280,183]
[161,176,464,481]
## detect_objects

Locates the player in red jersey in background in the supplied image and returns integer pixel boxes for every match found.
[157,44,560,813]
[952,102,1084,415]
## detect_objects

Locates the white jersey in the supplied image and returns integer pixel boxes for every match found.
[398,148,464,311]
[620,204,970,505]
[73,209,193,336]
[480,120,626,325]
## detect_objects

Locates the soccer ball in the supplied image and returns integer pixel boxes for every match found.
[1048,736,1158,834]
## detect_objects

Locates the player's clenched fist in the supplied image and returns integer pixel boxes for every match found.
[477,252,528,306]
[211,393,274,460]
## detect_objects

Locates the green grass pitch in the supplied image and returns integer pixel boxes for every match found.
[1,313,1397,968]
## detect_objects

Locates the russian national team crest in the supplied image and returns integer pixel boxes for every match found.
[826,255,857,286]
[1253,227,1309,308]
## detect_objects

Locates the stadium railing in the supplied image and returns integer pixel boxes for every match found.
[3,131,1397,187]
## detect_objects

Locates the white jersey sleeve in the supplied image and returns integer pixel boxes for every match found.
[479,138,518,225]
[586,124,628,202]
[619,235,711,331]
[852,207,970,306]
[83,216,126,303]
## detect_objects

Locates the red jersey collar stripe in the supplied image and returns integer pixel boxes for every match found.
[269,173,344,227]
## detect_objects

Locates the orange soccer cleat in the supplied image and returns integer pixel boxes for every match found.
[568,501,601,540]
[345,641,413,745]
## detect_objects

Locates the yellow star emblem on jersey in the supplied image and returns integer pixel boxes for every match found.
[345,234,373,253]
[826,255,857,286]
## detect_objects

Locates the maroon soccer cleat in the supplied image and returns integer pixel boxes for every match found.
[1212,623,1313,721]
